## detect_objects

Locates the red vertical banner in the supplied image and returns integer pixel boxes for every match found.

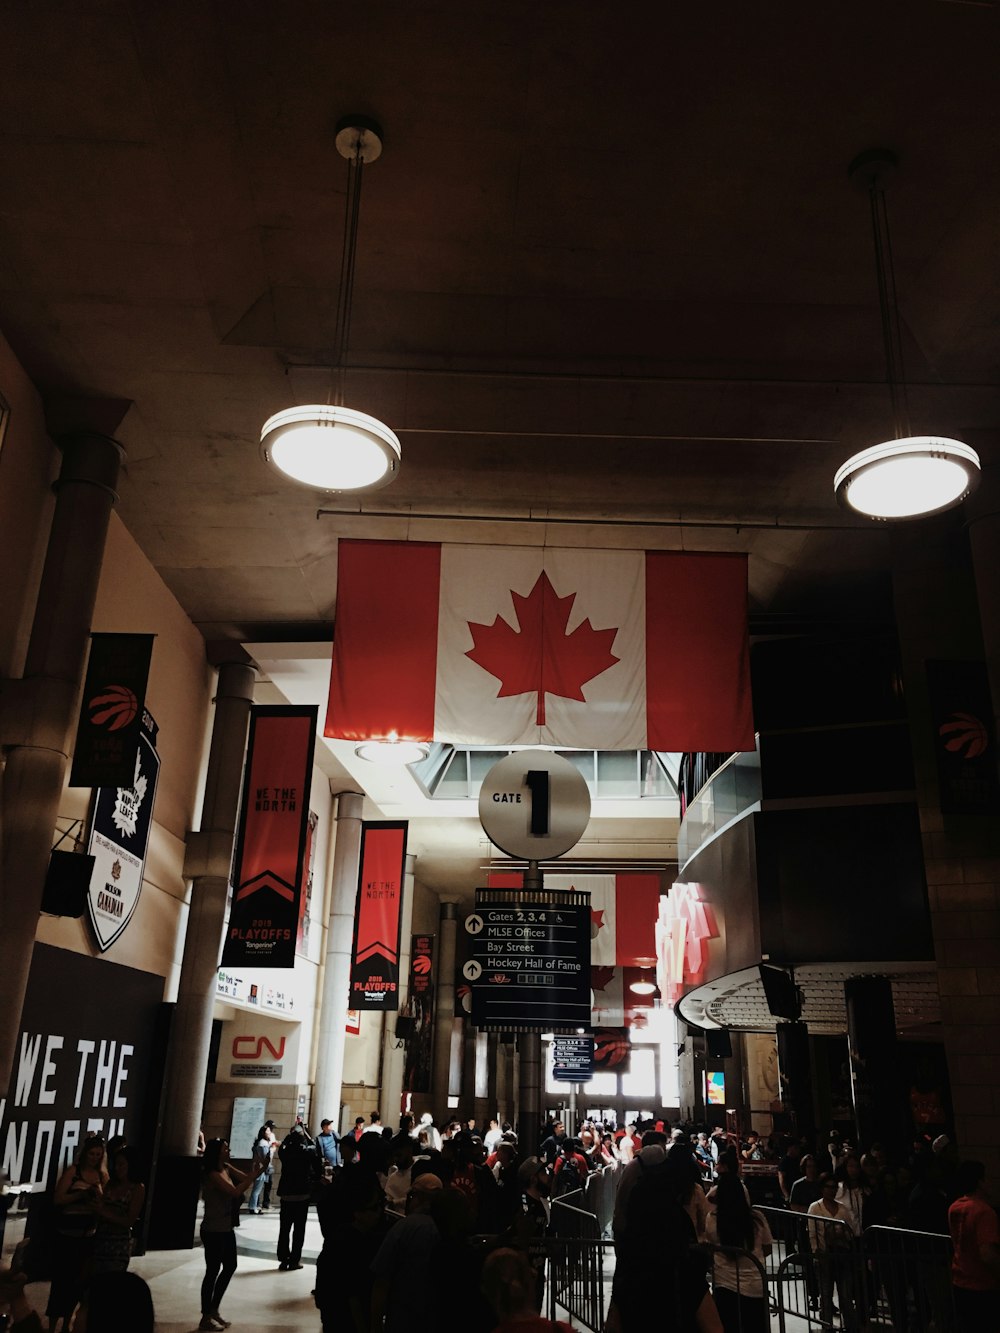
[349,822,408,1010]
[221,706,317,969]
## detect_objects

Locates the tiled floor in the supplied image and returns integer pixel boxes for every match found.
[3,1206,324,1333]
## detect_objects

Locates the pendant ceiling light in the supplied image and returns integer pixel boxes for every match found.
[834,150,979,520]
[261,117,400,493]
[355,733,430,766]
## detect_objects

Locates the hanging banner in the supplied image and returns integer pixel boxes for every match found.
[69,633,154,788]
[86,709,160,952]
[926,659,1000,815]
[3,944,164,1190]
[403,933,435,1095]
[326,540,754,752]
[349,822,408,1009]
[221,706,317,969]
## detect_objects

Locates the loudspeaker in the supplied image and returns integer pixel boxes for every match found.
[759,964,802,1021]
[706,1029,733,1060]
[41,850,94,917]
[395,1016,416,1039]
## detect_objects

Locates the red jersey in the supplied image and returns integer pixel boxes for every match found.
[949,1193,1000,1291]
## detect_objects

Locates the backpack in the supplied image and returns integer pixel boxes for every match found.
[554,1155,583,1197]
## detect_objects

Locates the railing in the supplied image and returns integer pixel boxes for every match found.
[757,1204,957,1331]
[546,1164,621,1331]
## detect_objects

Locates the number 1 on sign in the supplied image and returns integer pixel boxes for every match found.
[526,769,550,836]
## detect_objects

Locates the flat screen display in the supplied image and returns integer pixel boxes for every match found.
[705,1070,726,1106]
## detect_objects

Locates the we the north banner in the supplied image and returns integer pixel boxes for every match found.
[349,822,408,1009]
[222,706,317,969]
[325,540,753,752]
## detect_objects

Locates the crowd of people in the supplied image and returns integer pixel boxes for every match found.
[3,1110,997,1333]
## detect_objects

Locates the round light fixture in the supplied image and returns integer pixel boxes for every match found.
[834,436,980,520]
[629,977,657,996]
[355,737,429,766]
[261,405,401,493]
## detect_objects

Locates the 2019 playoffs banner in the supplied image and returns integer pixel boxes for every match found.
[349,822,408,1009]
[222,706,317,969]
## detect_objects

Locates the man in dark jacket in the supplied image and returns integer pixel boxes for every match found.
[277,1124,322,1270]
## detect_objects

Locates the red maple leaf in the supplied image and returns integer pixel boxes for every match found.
[465,571,620,725]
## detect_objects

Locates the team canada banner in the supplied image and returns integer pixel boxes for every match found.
[326,541,754,752]
[222,706,317,969]
[349,822,408,1010]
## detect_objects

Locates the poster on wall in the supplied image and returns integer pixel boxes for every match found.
[1,944,164,1189]
[348,822,408,1010]
[86,710,160,952]
[69,633,154,788]
[402,934,435,1094]
[222,706,317,969]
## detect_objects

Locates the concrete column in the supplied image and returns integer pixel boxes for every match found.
[776,1021,816,1146]
[517,862,543,1149]
[486,1032,499,1123]
[0,432,123,1091]
[380,852,416,1127]
[431,900,458,1117]
[162,653,255,1154]
[845,976,907,1149]
[312,792,365,1126]
[892,459,1000,1177]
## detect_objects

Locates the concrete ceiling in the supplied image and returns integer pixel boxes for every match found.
[2,1,998,897]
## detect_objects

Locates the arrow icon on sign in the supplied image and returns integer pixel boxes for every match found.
[465,914,484,935]
[463,959,482,981]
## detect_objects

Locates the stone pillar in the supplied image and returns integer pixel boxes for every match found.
[0,432,123,1091]
[313,792,365,1125]
[431,900,458,1118]
[776,1021,816,1146]
[893,460,1000,1177]
[516,863,543,1148]
[162,652,256,1154]
[380,852,415,1127]
[845,976,907,1150]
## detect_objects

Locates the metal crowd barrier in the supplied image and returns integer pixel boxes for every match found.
[756,1204,958,1331]
[700,1243,770,1333]
[547,1168,621,1332]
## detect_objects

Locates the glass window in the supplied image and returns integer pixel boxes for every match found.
[469,750,508,783]
[597,751,638,798]
[642,752,677,797]
[556,750,595,786]
[582,1071,617,1096]
[436,750,470,797]
[621,1047,657,1098]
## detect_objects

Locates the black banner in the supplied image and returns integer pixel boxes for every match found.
[221,706,317,969]
[69,634,154,788]
[927,659,1000,815]
[403,933,435,1095]
[349,822,408,1009]
[2,944,164,1188]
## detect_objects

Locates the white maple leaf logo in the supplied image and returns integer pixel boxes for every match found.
[112,748,148,839]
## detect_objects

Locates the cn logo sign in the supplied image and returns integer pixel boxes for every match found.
[232,1035,286,1060]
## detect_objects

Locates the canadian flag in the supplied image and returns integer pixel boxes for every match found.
[325,540,753,752]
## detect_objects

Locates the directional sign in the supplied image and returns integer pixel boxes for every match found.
[470,887,591,1032]
[478,750,591,860]
[553,1035,594,1084]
